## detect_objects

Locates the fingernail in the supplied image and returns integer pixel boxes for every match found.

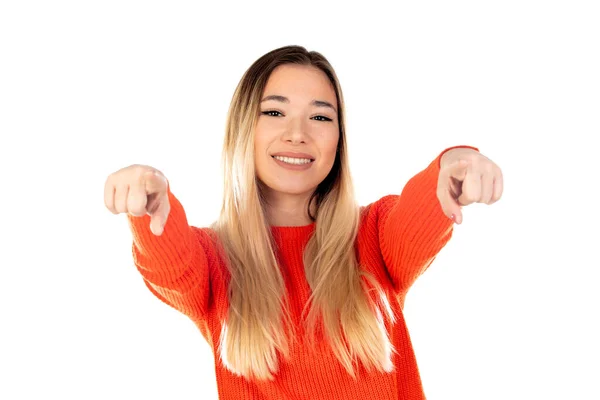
[451,214,455,220]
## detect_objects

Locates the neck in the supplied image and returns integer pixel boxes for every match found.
[265,190,316,227]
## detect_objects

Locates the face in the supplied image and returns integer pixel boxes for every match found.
[254,64,340,200]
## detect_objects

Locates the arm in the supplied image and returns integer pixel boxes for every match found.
[377,146,479,294]
[127,184,212,322]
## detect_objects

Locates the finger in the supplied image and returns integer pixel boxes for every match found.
[438,160,469,224]
[150,194,170,236]
[114,184,130,214]
[480,173,494,204]
[458,167,481,206]
[447,192,464,225]
[437,185,463,224]
[127,174,148,217]
[104,178,117,214]
[140,171,169,235]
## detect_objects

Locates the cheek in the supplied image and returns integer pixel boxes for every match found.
[321,132,339,161]
[253,129,269,156]
[253,131,273,180]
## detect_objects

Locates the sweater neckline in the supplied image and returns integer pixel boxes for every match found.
[270,222,316,240]
[270,221,316,229]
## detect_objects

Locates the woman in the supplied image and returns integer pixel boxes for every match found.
[104,45,503,399]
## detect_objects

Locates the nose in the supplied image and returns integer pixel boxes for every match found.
[282,116,308,144]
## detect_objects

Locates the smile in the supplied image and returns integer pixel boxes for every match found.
[271,155,315,170]
[272,155,313,165]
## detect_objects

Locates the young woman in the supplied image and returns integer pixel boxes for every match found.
[104,45,503,400]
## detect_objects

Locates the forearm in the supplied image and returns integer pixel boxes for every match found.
[378,152,453,293]
[127,187,211,320]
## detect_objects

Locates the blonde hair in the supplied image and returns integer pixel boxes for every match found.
[209,45,396,381]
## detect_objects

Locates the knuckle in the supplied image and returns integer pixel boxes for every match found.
[135,165,149,177]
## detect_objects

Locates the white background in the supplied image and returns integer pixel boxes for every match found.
[1,1,599,399]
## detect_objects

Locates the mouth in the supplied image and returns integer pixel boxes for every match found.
[271,154,315,162]
[271,155,315,167]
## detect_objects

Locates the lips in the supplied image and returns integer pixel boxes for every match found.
[271,151,315,160]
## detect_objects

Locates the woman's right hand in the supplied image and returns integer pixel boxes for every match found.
[104,164,170,236]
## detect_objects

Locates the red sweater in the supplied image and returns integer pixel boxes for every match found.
[127,146,476,400]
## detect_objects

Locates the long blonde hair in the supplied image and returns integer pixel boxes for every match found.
[209,45,396,381]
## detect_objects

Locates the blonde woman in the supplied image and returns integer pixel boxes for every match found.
[104,45,503,399]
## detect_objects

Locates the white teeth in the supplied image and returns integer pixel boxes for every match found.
[273,156,313,165]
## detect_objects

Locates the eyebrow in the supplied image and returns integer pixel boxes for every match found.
[261,95,338,114]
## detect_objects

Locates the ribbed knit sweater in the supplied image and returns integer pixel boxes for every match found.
[127,146,477,400]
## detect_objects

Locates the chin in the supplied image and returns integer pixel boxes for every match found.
[273,185,315,196]
[263,178,317,195]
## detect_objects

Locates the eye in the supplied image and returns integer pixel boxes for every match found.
[261,110,283,117]
[312,115,333,122]
[261,110,332,122]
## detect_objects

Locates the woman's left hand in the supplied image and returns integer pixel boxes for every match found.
[437,148,503,224]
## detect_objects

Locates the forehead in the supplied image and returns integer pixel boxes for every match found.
[263,64,336,101]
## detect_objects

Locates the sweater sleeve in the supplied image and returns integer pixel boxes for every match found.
[126,184,212,322]
[377,146,479,294]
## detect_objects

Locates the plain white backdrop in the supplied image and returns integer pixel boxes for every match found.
[1,1,599,399]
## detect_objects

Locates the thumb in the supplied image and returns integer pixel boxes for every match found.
[143,171,170,236]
